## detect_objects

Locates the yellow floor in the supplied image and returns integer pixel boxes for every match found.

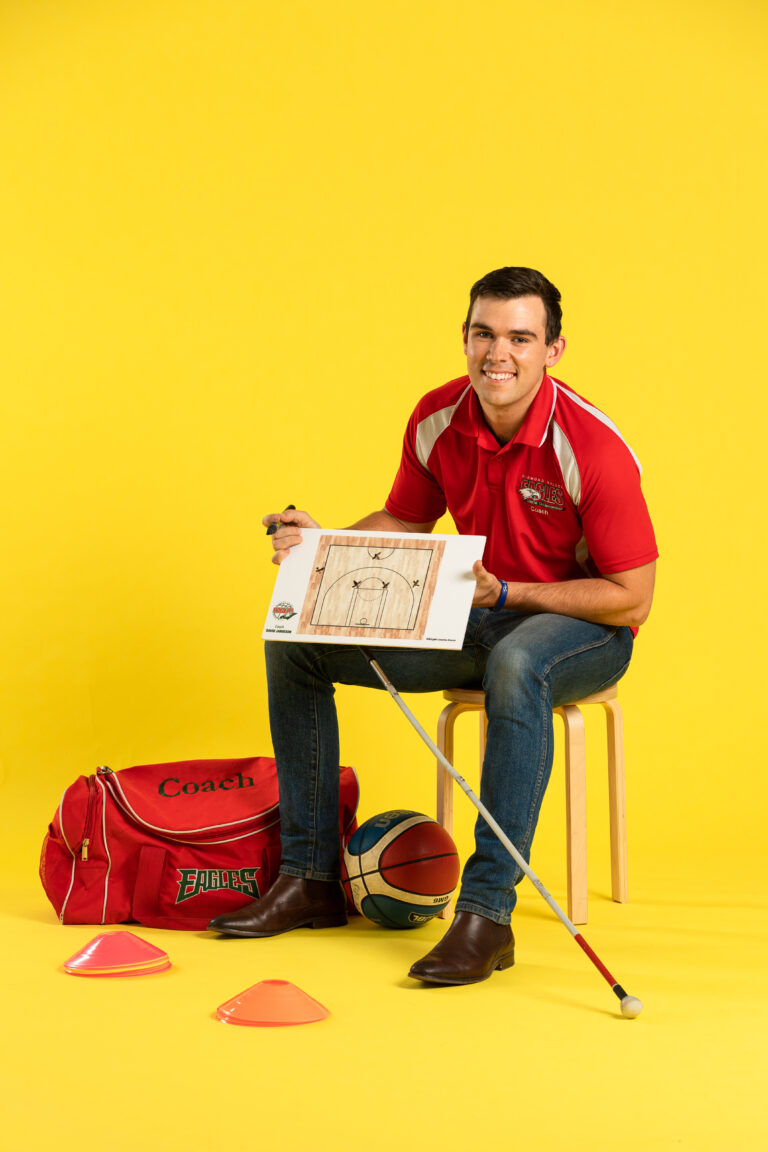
[3,858,767,1151]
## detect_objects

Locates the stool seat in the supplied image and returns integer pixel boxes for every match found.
[436,684,627,925]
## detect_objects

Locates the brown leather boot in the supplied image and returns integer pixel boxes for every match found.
[207,873,348,937]
[407,911,515,985]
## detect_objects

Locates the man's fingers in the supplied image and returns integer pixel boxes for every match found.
[473,559,493,589]
[470,559,502,607]
[271,526,303,549]
[269,524,303,566]
[263,508,318,567]
[262,508,319,530]
[262,511,298,528]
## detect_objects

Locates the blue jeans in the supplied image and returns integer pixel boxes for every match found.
[265,608,634,924]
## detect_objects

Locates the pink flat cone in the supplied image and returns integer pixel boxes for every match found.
[63,931,170,975]
[217,980,330,1027]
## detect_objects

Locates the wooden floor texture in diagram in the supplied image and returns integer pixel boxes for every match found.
[298,534,445,641]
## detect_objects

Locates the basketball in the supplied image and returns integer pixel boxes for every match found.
[342,810,460,928]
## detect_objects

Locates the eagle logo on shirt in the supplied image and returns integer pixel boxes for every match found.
[518,478,565,511]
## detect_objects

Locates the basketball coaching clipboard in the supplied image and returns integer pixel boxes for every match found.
[263,530,485,649]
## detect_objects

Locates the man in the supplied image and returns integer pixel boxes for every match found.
[208,267,658,985]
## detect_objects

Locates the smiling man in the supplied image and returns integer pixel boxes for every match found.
[208,266,658,987]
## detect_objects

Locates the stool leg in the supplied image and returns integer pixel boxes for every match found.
[436,703,459,919]
[560,705,588,925]
[603,698,628,903]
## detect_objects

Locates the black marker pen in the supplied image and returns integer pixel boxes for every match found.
[266,504,296,535]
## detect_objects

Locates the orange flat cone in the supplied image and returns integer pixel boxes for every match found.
[64,931,171,977]
[217,980,329,1027]
[66,958,172,977]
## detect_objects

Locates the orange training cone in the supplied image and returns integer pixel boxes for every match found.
[217,980,330,1027]
[63,931,171,977]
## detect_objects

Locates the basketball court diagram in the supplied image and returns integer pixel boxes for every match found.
[297,534,446,641]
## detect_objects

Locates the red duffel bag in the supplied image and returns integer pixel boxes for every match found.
[40,757,359,930]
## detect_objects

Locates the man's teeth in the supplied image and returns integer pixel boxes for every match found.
[485,371,514,380]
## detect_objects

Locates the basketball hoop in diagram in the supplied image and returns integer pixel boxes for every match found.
[298,534,445,642]
[315,569,417,630]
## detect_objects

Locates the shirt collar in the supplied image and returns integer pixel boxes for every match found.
[515,373,557,447]
[451,373,557,450]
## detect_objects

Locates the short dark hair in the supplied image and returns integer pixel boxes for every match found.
[465,267,562,344]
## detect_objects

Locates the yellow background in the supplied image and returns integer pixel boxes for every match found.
[1,2,766,1149]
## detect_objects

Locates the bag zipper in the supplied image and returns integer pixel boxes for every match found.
[101,768,280,843]
[56,770,113,924]
[79,773,105,861]
[78,766,114,860]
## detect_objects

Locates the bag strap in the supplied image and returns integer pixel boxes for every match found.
[133,845,167,922]
[132,844,210,930]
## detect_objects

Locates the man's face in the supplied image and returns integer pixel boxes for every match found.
[462,295,566,431]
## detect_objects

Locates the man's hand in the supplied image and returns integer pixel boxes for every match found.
[470,559,656,627]
[472,560,502,607]
[262,508,320,565]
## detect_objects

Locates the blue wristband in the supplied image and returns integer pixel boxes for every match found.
[495,580,508,611]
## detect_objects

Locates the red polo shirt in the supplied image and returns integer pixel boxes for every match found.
[385,373,657,589]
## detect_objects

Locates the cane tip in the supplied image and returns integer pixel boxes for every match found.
[620,995,643,1019]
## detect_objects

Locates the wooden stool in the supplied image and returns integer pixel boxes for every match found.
[436,685,627,925]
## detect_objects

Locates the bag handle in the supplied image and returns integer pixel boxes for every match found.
[132,845,168,923]
[132,845,211,931]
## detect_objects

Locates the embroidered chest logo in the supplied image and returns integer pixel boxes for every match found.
[518,477,565,513]
[175,867,261,904]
